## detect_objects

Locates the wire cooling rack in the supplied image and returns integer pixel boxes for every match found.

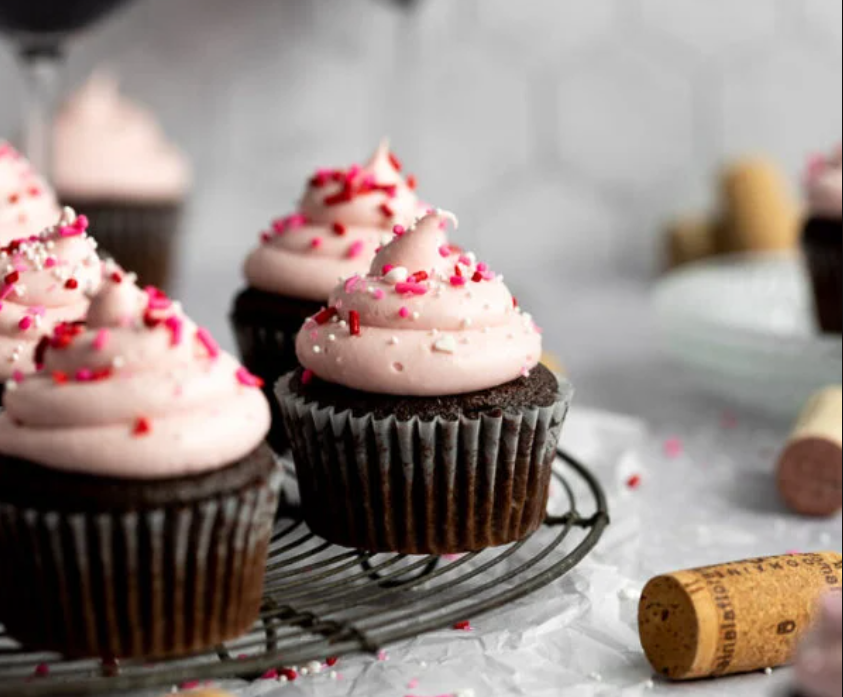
[0,448,608,697]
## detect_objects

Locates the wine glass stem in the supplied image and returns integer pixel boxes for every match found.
[17,48,61,179]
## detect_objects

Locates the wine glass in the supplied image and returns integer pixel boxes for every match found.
[0,0,135,177]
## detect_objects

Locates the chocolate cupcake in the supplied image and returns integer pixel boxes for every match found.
[1,206,104,404]
[276,211,573,555]
[232,140,425,452]
[802,145,842,334]
[53,73,191,292]
[0,279,280,658]
[793,595,842,697]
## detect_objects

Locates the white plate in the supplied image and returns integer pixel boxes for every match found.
[654,253,842,419]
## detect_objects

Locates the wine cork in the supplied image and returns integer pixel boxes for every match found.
[778,388,843,517]
[639,552,842,681]
[666,216,718,270]
[167,691,233,697]
[718,157,801,254]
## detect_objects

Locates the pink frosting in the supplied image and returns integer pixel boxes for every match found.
[53,73,191,202]
[244,140,426,301]
[0,280,270,479]
[0,208,102,382]
[805,144,842,220]
[295,211,542,396]
[0,142,62,247]
[795,594,842,697]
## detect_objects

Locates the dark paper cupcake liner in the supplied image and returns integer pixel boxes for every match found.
[62,198,183,292]
[231,290,321,454]
[0,446,282,659]
[276,373,573,555]
[803,218,842,335]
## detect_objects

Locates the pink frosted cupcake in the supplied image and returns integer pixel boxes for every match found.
[1,207,103,401]
[276,210,572,554]
[53,73,192,291]
[0,140,61,247]
[794,594,842,697]
[232,140,425,451]
[0,278,280,658]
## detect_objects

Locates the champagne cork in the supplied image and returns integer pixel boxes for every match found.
[777,388,843,517]
[666,216,718,270]
[639,552,842,681]
[718,157,800,254]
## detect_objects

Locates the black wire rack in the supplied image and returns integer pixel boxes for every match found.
[0,448,608,697]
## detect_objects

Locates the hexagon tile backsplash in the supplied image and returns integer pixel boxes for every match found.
[1,0,841,290]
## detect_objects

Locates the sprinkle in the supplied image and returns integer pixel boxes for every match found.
[280,668,298,682]
[4,271,19,285]
[301,369,315,386]
[314,307,339,325]
[17,316,33,331]
[384,266,410,285]
[133,417,152,437]
[377,651,389,662]
[626,474,642,490]
[236,367,265,388]
[326,657,339,667]
[380,203,394,218]
[313,345,322,354]
[64,278,79,290]
[453,621,472,631]
[344,275,363,294]
[75,368,94,382]
[372,288,386,300]
[389,336,399,346]
[512,296,519,309]
[412,311,421,320]
[395,282,428,296]
[399,307,410,319]
[332,222,347,236]
[261,669,279,680]
[311,237,324,249]
[164,315,184,346]
[410,271,429,283]
[32,664,50,678]
[433,336,457,354]
[388,151,403,171]
[196,327,220,359]
[11,370,24,384]
[393,224,406,236]
[450,276,467,287]
[382,264,395,275]
[349,310,361,336]
[51,371,69,385]
[663,438,684,459]
[439,245,451,258]
[471,271,484,283]
[347,240,366,259]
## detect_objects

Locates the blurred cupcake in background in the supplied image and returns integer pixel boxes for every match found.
[802,144,842,334]
[53,72,191,292]
[231,140,426,451]
[0,141,61,246]
[794,594,842,697]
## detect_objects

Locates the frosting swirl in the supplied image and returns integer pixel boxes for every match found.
[295,210,542,396]
[805,144,842,220]
[0,280,270,478]
[795,594,842,697]
[0,208,102,382]
[53,72,191,202]
[244,140,426,302]
[0,142,62,247]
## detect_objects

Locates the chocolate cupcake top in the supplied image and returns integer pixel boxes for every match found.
[0,208,102,382]
[795,594,842,697]
[0,142,61,247]
[0,279,270,478]
[805,144,842,221]
[244,140,426,302]
[53,72,192,203]
[295,210,542,396]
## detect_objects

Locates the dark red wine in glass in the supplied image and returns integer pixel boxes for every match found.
[0,0,134,177]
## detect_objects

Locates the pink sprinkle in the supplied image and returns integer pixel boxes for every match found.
[395,282,428,296]
[93,329,111,351]
[12,370,25,384]
[787,549,803,556]
[407,679,420,689]
[261,669,279,680]
[377,650,389,662]
[347,240,365,259]
[345,274,362,294]
[346,164,362,181]
[476,262,488,273]
[196,327,220,359]
[75,368,93,382]
[459,255,472,266]
[450,276,466,287]
[301,369,315,386]
[311,237,324,249]
[236,367,264,388]
[393,225,406,236]
[146,289,171,311]
[373,289,386,300]
[382,264,395,274]
[59,225,83,237]
[439,245,451,258]
[664,438,684,459]
[399,307,410,318]
[44,256,57,268]
[0,284,13,301]
[17,316,33,331]
[165,315,184,346]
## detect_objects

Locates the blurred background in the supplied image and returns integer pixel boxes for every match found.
[1,0,841,414]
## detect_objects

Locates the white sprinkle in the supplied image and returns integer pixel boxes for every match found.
[644,679,655,689]
[329,671,339,680]
[112,356,126,369]
[313,346,322,354]
[328,334,337,342]
[306,660,322,674]
[389,337,399,346]
[412,312,420,321]
[339,320,348,329]
[764,667,774,676]
[383,266,409,284]
[300,667,310,677]
[4,380,18,392]
[462,317,473,328]
[433,335,457,354]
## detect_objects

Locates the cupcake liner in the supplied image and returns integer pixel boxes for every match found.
[0,452,282,659]
[62,198,183,292]
[276,373,573,555]
[803,221,842,334]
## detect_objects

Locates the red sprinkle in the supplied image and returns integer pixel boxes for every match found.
[311,237,324,249]
[51,371,69,385]
[17,316,33,331]
[313,307,338,325]
[33,663,50,678]
[409,271,429,283]
[4,271,19,285]
[388,151,403,171]
[380,203,394,218]
[332,222,347,236]
[280,668,298,682]
[133,417,152,437]
[64,278,79,290]
[407,174,418,190]
[471,271,484,283]
[349,310,361,336]
[326,657,339,667]
[512,297,519,309]
[626,475,642,490]
[453,621,473,631]
[110,272,123,284]
[301,369,315,386]
[261,669,279,680]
